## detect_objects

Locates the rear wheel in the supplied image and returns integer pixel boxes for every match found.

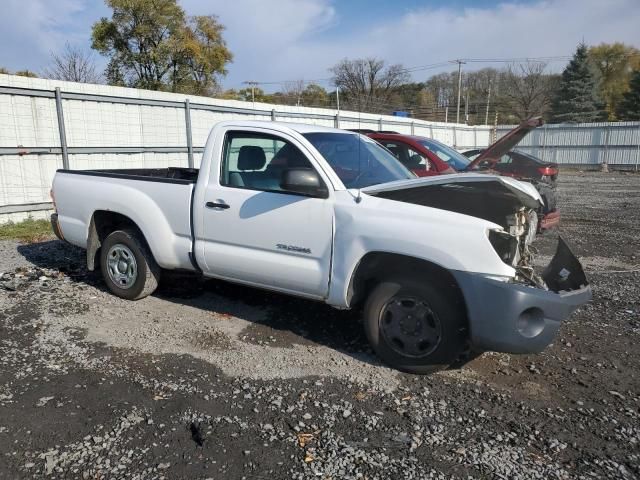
[100,229,160,300]
[363,276,467,374]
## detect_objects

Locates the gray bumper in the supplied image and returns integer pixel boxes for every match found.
[452,238,592,354]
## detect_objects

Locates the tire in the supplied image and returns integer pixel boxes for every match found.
[363,276,467,374]
[100,229,160,300]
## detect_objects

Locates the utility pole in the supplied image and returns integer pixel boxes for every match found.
[336,86,340,112]
[242,81,259,106]
[464,88,470,124]
[485,81,491,125]
[451,59,466,124]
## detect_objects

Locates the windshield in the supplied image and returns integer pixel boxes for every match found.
[303,132,414,188]
[417,138,471,171]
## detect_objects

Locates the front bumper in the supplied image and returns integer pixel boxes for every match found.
[452,237,591,354]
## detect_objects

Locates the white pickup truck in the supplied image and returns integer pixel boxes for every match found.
[50,120,591,373]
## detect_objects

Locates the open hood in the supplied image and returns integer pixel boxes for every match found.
[362,173,542,209]
[362,173,542,232]
[466,117,543,170]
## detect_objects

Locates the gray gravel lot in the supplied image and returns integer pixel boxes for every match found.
[0,172,639,479]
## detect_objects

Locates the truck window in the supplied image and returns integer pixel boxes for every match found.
[302,132,413,188]
[221,131,315,193]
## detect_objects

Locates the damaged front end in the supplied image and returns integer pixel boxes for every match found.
[488,215,589,296]
[488,207,540,286]
[541,236,589,293]
[364,174,591,354]
[451,235,591,354]
[365,175,546,283]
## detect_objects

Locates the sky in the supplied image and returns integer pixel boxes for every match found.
[1,0,639,91]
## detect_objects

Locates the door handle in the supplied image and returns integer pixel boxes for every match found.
[206,201,230,209]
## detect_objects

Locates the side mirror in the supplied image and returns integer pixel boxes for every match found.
[281,168,328,198]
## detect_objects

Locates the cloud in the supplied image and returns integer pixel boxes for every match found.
[0,0,91,72]
[363,0,640,69]
[188,0,640,89]
[1,0,638,86]
[181,0,338,86]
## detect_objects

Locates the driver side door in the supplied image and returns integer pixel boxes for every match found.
[199,130,334,299]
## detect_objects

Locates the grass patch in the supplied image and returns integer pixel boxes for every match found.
[0,217,53,243]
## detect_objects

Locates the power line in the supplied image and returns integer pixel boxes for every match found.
[236,51,640,90]
[242,81,259,104]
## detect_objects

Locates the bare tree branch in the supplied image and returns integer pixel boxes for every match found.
[43,43,102,84]
[500,62,555,121]
[331,57,410,112]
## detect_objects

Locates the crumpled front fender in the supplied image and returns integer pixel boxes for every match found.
[453,237,591,354]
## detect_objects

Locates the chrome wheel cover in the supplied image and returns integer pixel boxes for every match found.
[106,244,138,289]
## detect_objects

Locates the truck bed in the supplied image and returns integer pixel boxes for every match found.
[57,167,199,184]
[53,167,197,270]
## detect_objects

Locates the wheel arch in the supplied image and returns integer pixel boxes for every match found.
[86,210,148,271]
[347,252,468,321]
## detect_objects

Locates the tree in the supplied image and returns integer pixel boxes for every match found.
[551,43,606,123]
[617,68,640,120]
[0,67,9,74]
[14,70,38,78]
[271,83,330,107]
[301,83,329,107]
[167,15,233,95]
[330,58,410,112]
[281,80,306,105]
[424,71,457,109]
[500,62,558,122]
[588,42,640,119]
[236,87,271,103]
[91,0,232,95]
[219,89,240,100]
[43,43,102,83]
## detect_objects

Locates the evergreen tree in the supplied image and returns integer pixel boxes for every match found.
[551,43,606,123]
[616,68,640,120]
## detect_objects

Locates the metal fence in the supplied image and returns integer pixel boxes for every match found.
[496,121,640,170]
[3,74,639,224]
[0,75,491,222]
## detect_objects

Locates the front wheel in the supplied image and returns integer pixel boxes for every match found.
[363,277,467,374]
[100,229,160,300]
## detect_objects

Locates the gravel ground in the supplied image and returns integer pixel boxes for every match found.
[1,172,639,479]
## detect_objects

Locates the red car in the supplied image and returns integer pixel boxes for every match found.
[358,118,560,230]
[357,132,461,176]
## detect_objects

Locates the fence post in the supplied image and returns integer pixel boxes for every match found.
[452,125,457,148]
[411,121,415,135]
[54,87,69,170]
[334,113,340,129]
[378,118,383,132]
[636,123,640,172]
[271,109,276,121]
[473,127,477,149]
[541,124,547,162]
[603,124,610,171]
[184,98,194,168]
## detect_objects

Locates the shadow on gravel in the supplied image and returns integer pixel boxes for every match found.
[17,240,375,365]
